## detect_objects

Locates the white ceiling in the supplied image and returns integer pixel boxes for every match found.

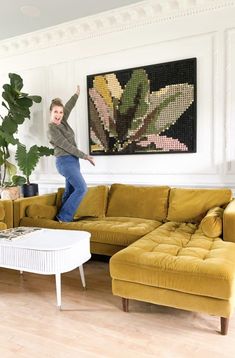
[0,0,143,41]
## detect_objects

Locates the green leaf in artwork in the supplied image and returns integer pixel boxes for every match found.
[117,69,149,140]
[119,69,148,119]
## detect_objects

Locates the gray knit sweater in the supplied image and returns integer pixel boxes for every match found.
[48,94,86,159]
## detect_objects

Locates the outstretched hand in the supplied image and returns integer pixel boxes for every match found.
[86,155,95,166]
[76,85,80,97]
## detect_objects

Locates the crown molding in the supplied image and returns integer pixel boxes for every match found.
[0,0,234,58]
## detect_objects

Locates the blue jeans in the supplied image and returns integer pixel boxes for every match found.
[56,155,87,222]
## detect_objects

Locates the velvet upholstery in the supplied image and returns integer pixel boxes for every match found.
[12,184,235,333]
[26,204,57,220]
[14,193,57,227]
[56,185,109,219]
[110,222,235,299]
[19,216,162,248]
[200,206,223,238]
[167,188,231,222]
[223,199,235,243]
[106,184,170,221]
[0,200,13,228]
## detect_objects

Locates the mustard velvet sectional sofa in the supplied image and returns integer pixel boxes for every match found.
[13,184,235,334]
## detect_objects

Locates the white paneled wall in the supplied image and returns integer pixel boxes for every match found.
[0,0,235,193]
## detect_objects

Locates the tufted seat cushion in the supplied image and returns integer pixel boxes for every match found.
[20,216,161,247]
[110,222,235,300]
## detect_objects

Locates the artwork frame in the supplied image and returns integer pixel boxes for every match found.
[87,58,197,155]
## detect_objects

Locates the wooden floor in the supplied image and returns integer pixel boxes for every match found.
[0,259,235,358]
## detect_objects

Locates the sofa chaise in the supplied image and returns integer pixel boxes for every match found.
[13,184,235,334]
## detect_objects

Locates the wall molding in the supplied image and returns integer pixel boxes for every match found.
[0,0,234,58]
[225,27,235,174]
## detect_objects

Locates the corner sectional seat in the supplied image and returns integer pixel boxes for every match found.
[13,184,235,334]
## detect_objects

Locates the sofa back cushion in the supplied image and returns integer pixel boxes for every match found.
[106,184,170,221]
[56,185,109,219]
[167,188,232,222]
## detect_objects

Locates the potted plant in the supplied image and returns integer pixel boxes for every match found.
[0,73,41,198]
[15,144,54,197]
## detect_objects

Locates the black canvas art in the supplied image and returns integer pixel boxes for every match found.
[87,58,196,155]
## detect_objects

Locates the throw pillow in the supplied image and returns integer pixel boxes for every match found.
[200,206,224,238]
[26,204,57,220]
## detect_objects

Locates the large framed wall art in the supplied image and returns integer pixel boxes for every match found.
[87,58,196,155]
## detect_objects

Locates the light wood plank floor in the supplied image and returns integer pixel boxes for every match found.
[0,259,235,358]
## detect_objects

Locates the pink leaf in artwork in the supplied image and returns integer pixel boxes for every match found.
[90,129,103,148]
[89,88,114,132]
[138,134,188,151]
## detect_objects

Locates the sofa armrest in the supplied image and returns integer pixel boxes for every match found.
[0,200,13,228]
[223,199,235,243]
[13,193,57,227]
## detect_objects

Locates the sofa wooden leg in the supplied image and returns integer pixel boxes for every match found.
[122,298,129,312]
[221,317,229,335]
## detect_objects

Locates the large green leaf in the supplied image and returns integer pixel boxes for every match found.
[15,144,39,181]
[0,130,18,145]
[119,69,148,117]
[2,116,18,134]
[130,83,194,140]
[11,113,25,124]
[11,175,26,186]
[144,92,182,135]
[16,97,33,108]
[2,84,16,97]
[117,69,149,140]
[37,146,54,157]
[10,105,30,118]
[146,83,194,134]
[28,95,42,103]
[2,90,16,107]
[9,73,23,92]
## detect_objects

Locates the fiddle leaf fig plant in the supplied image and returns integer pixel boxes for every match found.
[15,144,54,185]
[0,73,42,187]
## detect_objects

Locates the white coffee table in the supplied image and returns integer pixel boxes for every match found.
[0,228,91,308]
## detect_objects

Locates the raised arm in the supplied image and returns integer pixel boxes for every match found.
[63,86,80,122]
